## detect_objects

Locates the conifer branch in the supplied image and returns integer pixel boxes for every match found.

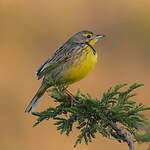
[32,83,150,150]
[108,121,134,150]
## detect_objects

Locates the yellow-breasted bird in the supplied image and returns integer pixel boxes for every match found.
[25,30,105,113]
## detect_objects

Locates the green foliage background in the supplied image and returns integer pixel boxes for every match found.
[33,83,150,148]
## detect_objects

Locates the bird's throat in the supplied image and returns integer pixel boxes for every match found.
[85,42,96,55]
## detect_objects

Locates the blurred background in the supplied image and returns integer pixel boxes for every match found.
[1,0,150,149]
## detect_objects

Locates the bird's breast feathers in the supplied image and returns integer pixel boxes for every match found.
[63,46,97,84]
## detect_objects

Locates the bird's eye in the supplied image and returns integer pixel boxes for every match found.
[87,35,91,38]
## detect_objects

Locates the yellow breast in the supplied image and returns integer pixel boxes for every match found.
[63,46,97,84]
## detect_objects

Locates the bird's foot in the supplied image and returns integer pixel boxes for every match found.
[64,89,77,106]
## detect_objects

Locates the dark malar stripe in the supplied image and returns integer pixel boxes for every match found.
[85,42,96,55]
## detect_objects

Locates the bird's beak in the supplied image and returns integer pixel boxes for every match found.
[90,34,105,40]
[95,34,105,39]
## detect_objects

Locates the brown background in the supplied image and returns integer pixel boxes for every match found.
[1,0,150,150]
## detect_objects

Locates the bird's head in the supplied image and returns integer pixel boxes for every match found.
[71,30,105,46]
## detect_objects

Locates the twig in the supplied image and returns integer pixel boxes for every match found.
[109,121,134,150]
[32,83,150,148]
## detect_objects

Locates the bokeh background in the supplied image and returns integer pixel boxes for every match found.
[1,0,150,149]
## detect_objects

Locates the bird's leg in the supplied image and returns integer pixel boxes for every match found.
[64,89,77,106]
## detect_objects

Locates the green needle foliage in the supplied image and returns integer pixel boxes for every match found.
[32,83,150,148]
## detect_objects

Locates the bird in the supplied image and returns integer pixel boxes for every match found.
[25,30,105,113]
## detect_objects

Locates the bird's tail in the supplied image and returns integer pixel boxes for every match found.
[25,82,49,113]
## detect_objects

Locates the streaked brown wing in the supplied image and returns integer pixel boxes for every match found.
[36,42,83,80]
